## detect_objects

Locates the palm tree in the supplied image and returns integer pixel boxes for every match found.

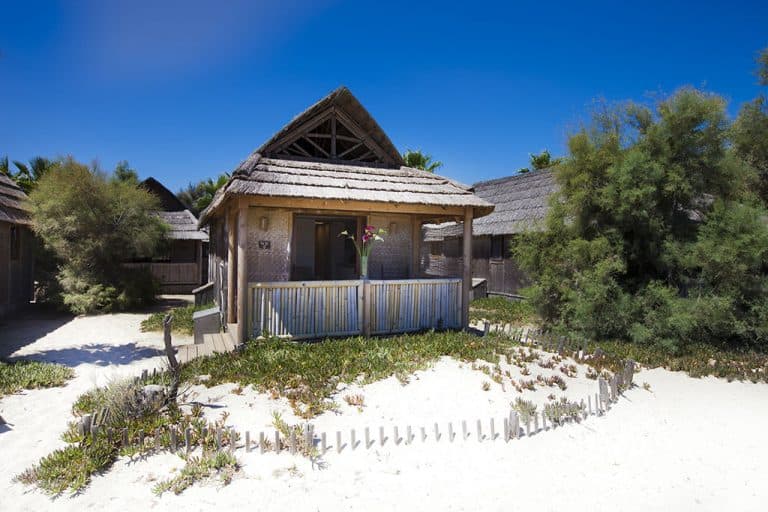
[1,156,54,192]
[402,149,443,172]
[177,173,230,215]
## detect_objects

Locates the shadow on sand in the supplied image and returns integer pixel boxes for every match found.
[3,343,163,368]
[0,297,190,362]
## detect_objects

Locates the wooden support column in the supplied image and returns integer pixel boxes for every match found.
[226,209,236,324]
[410,215,421,278]
[236,200,249,344]
[196,240,204,285]
[362,279,372,337]
[462,207,473,329]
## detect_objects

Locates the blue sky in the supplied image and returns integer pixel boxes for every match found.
[1,0,766,191]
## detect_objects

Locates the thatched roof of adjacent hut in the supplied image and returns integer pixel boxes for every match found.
[158,210,209,241]
[424,169,557,241]
[141,177,208,241]
[0,174,30,225]
[200,87,494,225]
[141,177,187,212]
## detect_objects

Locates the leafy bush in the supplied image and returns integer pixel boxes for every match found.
[0,360,74,397]
[543,397,584,425]
[153,451,238,496]
[516,88,768,351]
[512,397,537,423]
[21,378,238,496]
[27,157,166,314]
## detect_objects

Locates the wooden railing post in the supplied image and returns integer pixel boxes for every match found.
[362,279,372,337]
[236,200,248,345]
[462,207,473,329]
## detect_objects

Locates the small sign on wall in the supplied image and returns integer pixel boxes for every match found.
[258,240,271,250]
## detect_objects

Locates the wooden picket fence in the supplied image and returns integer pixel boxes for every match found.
[78,358,636,457]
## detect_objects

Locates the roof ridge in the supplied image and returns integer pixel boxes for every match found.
[472,167,554,188]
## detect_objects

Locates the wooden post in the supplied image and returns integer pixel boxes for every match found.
[410,215,421,278]
[462,207,473,329]
[362,279,372,337]
[227,209,236,324]
[196,239,204,285]
[236,201,248,344]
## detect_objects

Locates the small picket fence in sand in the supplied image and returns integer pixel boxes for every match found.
[77,335,636,458]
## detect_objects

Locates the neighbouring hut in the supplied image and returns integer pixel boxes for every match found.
[125,178,209,293]
[0,174,34,318]
[199,86,493,343]
[423,169,557,298]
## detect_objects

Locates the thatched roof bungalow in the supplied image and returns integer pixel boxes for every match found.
[0,174,34,318]
[199,86,493,343]
[125,178,209,293]
[423,169,557,298]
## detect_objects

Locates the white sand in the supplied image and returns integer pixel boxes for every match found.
[2,313,768,511]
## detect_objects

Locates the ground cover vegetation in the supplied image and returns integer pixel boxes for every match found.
[0,359,74,397]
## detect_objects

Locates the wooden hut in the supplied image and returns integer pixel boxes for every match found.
[0,174,34,318]
[199,87,493,343]
[125,178,209,293]
[423,169,556,298]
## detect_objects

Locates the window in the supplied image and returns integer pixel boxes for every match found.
[430,242,441,256]
[10,226,20,261]
[491,235,504,260]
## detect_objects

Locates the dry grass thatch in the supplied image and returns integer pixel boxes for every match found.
[0,174,31,225]
[424,169,557,241]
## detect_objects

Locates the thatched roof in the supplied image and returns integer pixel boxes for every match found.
[0,174,30,225]
[424,169,557,241]
[259,86,405,167]
[141,177,208,241]
[141,177,187,212]
[158,210,209,241]
[200,88,494,224]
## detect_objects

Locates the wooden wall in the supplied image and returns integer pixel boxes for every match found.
[367,213,413,279]
[246,207,292,282]
[0,221,34,319]
[421,234,530,297]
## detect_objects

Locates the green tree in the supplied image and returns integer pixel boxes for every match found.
[516,88,766,350]
[28,157,167,314]
[519,150,562,173]
[177,173,229,216]
[1,156,54,193]
[402,149,443,172]
[732,47,768,205]
[113,160,140,184]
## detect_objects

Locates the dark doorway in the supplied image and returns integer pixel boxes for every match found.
[292,215,359,281]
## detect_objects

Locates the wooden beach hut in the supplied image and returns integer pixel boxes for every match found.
[423,169,556,298]
[125,178,209,293]
[0,174,34,318]
[199,86,493,343]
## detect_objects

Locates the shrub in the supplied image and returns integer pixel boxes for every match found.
[153,452,238,496]
[543,397,584,426]
[28,157,166,314]
[515,88,768,351]
[512,397,537,423]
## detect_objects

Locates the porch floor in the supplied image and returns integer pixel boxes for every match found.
[176,330,237,364]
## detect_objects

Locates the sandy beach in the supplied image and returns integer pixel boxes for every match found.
[2,312,767,512]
